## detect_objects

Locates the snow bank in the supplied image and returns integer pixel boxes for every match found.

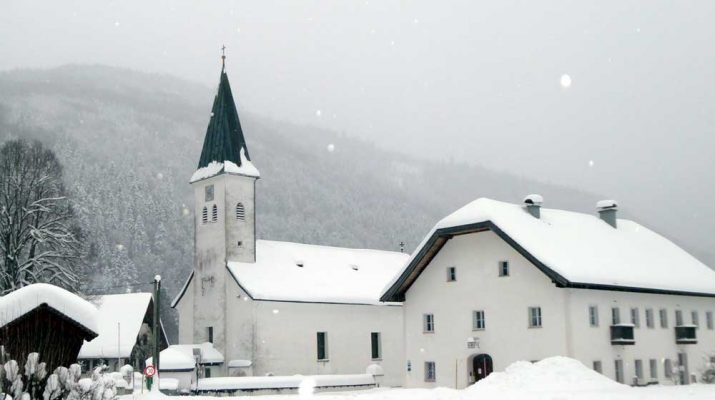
[0,283,98,333]
[468,357,625,396]
[196,374,375,391]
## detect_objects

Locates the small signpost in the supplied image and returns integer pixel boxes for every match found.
[144,365,156,377]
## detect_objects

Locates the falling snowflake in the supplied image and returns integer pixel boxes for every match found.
[315,110,322,117]
[182,208,190,216]
[327,144,335,152]
[560,74,572,88]
[298,378,316,398]
[588,160,595,167]
[272,309,279,314]
[116,244,124,251]
[156,172,164,179]
[413,18,420,24]
[114,21,120,27]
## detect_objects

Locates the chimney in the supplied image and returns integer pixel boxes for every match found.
[523,194,543,218]
[597,200,618,228]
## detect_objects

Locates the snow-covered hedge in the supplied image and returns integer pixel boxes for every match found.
[0,353,117,400]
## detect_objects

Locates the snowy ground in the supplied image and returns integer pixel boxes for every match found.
[130,357,715,400]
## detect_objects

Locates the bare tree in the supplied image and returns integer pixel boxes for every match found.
[0,139,82,294]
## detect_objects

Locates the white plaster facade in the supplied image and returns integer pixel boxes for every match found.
[397,219,715,389]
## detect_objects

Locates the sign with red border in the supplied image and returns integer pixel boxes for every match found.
[144,365,156,377]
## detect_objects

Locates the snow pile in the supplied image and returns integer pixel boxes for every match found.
[467,357,626,397]
[228,240,409,304]
[0,283,98,333]
[146,346,196,371]
[190,148,260,183]
[388,198,715,297]
[79,292,153,358]
[196,374,375,391]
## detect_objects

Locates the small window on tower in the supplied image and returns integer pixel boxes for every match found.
[205,185,214,202]
[236,203,245,221]
[212,204,218,222]
[202,207,208,224]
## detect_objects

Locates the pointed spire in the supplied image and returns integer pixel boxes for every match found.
[196,48,252,170]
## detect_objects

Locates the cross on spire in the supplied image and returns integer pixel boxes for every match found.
[221,45,226,70]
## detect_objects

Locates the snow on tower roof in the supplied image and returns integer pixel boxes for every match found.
[382,198,715,301]
[78,292,153,359]
[0,283,98,335]
[227,240,409,305]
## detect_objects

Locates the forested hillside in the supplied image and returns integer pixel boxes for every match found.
[0,65,699,340]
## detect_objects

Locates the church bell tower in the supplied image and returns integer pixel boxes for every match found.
[189,50,259,356]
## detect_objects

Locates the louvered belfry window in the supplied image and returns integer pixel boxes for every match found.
[236,202,245,221]
[212,204,218,222]
[202,207,208,224]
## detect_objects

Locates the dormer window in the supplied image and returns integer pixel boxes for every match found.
[205,184,214,202]
[236,202,245,220]
[212,204,218,222]
[202,206,208,224]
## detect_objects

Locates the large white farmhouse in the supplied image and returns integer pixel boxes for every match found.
[173,61,715,389]
[381,195,715,388]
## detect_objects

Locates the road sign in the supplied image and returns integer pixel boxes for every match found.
[144,365,156,377]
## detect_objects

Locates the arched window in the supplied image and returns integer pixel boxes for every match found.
[212,204,218,222]
[202,207,208,224]
[236,202,245,221]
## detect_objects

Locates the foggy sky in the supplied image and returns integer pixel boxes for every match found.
[2,0,715,252]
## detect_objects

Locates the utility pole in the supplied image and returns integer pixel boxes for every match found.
[152,274,161,389]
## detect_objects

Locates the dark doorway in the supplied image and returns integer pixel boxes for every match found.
[471,354,493,383]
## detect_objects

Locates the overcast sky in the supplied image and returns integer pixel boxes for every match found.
[2,0,714,251]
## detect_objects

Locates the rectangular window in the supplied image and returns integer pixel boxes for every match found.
[498,261,509,277]
[631,308,640,328]
[675,310,683,326]
[317,332,328,360]
[205,184,214,202]
[592,360,602,374]
[635,359,643,381]
[611,307,621,325]
[423,314,435,333]
[649,359,658,380]
[660,309,668,328]
[472,310,486,330]
[207,326,213,343]
[645,308,654,329]
[370,332,381,360]
[204,367,211,378]
[707,311,714,330]
[446,267,457,282]
[664,359,673,378]
[528,307,542,328]
[424,362,436,382]
[588,305,599,327]
[691,311,699,327]
[614,360,624,383]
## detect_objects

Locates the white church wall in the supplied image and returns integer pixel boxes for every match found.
[246,300,404,387]
[567,288,715,385]
[402,230,569,389]
[176,277,195,345]
[224,175,257,263]
[193,174,230,356]
[223,276,257,376]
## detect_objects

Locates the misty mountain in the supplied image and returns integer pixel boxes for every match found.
[0,65,710,341]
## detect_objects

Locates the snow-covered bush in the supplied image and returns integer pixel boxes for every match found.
[701,356,715,384]
[0,353,116,400]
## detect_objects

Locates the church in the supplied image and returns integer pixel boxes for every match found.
[172,59,715,389]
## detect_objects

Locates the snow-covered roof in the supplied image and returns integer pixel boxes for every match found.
[0,283,98,335]
[195,374,375,391]
[78,293,153,358]
[228,359,252,368]
[227,240,409,305]
[382,198,715,300]
[190,148,259,183]
[146,346,196,371]
[170,343,224,365]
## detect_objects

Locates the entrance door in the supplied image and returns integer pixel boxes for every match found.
[472,354,493,382]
